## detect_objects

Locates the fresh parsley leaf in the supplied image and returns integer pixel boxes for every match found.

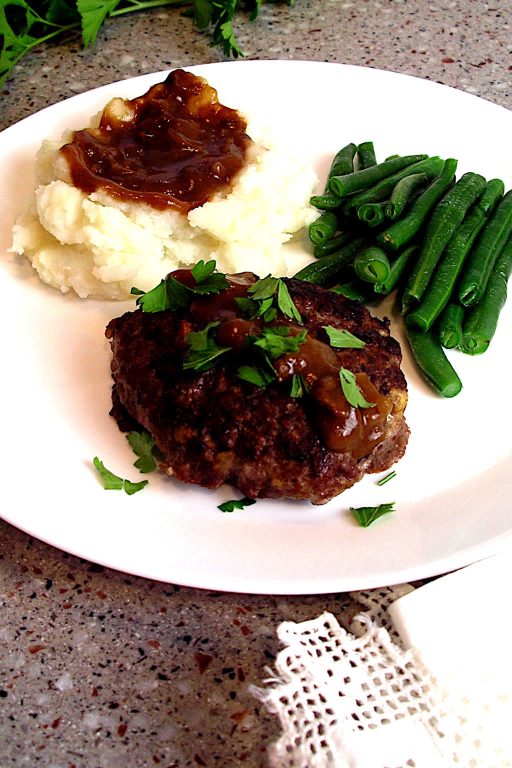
[131,276,190,313]
[238,295,277,323]
[323,325,365,349]
[193,0,212,29]
[254,326,307,360]
[377,471,396,486]
[93,456,124,490]
[215,16,243,58]
[0,0,80,88]
[331,282,368,303]
[47,0,79,25]
[123,477,150,495]
[290,373,308,398]
[339,367,376,409]
[93,457,148,495]
[255,296,274,317]
[132,261,228,313]
[235,297,258,317]
[191,258,216,282]
[183,322,230,372]
[248,275,279,302]
[191,259,230,295]
[351,502,395,527]
[237,363,275,387]
[126,430,157,473]
[277,279,302,324]
[246,275,302,324]
[191,271,231,295]
[218,496,256,513]
[247,0,262,22]
[77,0,120,47]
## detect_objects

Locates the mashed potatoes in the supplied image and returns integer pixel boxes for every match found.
[11,116,318,301]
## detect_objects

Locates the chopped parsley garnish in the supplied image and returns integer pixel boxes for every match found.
[323,325,366,349]
[126,430,158,473]
[131,259,229,313]
[183,321,231,372]
[248,274,279,301]
[351,502,395,527]
[339,367,375,409]
[290,373,308,398]
[131,275,189,313]
[218,497,257,513]
[93,457,148,495]
[254,326,307,360]
[190,259,231,294]
[377,470,397,486]
[237,363,276,387]
[277,279,303,324]
[235,296,277,323]
[331,282,368,303]
[235,326,306,389]
[246,275,303,324]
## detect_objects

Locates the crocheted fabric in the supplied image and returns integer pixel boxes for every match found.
[252,587,511,768]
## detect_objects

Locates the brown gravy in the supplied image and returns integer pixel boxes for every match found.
[60,69,253,213]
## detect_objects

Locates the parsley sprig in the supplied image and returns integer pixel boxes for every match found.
[236,325,307,394]
[126,430,158,473]
[131,259,229,313]
[183,321,231,372]
[93,456,148,494]
[323,325,365,349]
[351,502,395,527]
[1,0,296,88]
[339,367,375,409]
[218,496,256,512]
[242,275,303,324]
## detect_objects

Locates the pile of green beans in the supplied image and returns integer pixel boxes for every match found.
[295,141,512,398]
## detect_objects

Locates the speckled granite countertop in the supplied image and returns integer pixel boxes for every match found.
[0,1,510,766]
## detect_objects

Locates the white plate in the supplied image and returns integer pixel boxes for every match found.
[1,61,511,594]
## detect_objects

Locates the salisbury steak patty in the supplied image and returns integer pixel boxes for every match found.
[106,273,409,504]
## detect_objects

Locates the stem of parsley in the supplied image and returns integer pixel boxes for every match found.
[110,0,191,19]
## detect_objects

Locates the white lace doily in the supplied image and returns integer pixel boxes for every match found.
[252,585,512,768]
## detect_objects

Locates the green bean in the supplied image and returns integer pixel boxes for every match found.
[331,280,371,303]
[293,236,367,285]
[461,233,512,355]
[402,170,486,309]
[374,244,418,295]
[328,154,428,198]
[309,193,343,210]
[313,230,357,258]
[357,141,377,169]
[437,302,465,349]
[377,158,458,254]
[343,156,444,214]
[385,172,428,220]
[458,189,512,307]
[310,145,358,212]
[309,211,338,245]
[404,325,462,398]
[354,246,391,284]
[356,202,387,227]
[328,143,358,178]
[403,179,504,331]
